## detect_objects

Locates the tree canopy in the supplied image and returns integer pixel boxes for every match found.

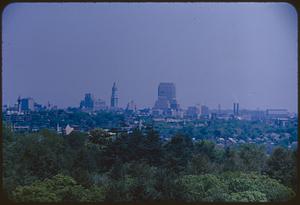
[2,125,297,202]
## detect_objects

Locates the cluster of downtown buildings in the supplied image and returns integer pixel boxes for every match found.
[2,82,298,151]
[3,82,294,121]
[77,82,210,118]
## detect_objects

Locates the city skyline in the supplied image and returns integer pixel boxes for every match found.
[3,3,297,112]
[4,83,295,113]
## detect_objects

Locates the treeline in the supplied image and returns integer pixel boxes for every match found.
[156,118,298,146]
[2,125,297,202]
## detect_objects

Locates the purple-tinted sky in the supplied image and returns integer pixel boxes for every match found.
[2,3,298,112]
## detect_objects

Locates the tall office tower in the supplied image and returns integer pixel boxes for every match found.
[20,97,35,111]
[236,103,239,115]
[111,82,118,108]
[158,82,176,100]
[154,82,179,111]
[85,93,94,109]
[80,93,94,110]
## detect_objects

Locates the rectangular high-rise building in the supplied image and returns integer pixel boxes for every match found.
[154,82,179,111]
[80,93,94,110]
[20,98,35,111]
[84,93,94,108]
[158,82,176,101]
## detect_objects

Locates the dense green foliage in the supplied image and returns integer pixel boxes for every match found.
[3,125,297,202]
[12,174,105,202]
[155,118,298,149]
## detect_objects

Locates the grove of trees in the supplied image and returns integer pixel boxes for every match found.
[2,124,297,202]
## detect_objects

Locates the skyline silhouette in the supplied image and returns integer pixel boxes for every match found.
[2,3,297,112]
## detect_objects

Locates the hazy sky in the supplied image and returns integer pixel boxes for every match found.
[2,3,298,112]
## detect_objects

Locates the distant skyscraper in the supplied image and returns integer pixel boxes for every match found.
[158,82,176,100]
[111,82,118,108]
[153,82,179,112]
[19,97,35,111]
[80,93,94,110]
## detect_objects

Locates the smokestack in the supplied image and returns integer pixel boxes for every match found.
[233,103,236,115]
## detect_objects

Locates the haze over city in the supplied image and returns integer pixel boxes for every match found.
[2,3,297,112]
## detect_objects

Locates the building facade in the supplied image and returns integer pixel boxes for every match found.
[126,100,137,112]
[18,97,35,112]
[80,93,95,110]
[200,105,209,117]
[111,82,118,108]
[153,82,180,115]
[94,99,107,111]
[186,106,200,118]
[266,109,289,119]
